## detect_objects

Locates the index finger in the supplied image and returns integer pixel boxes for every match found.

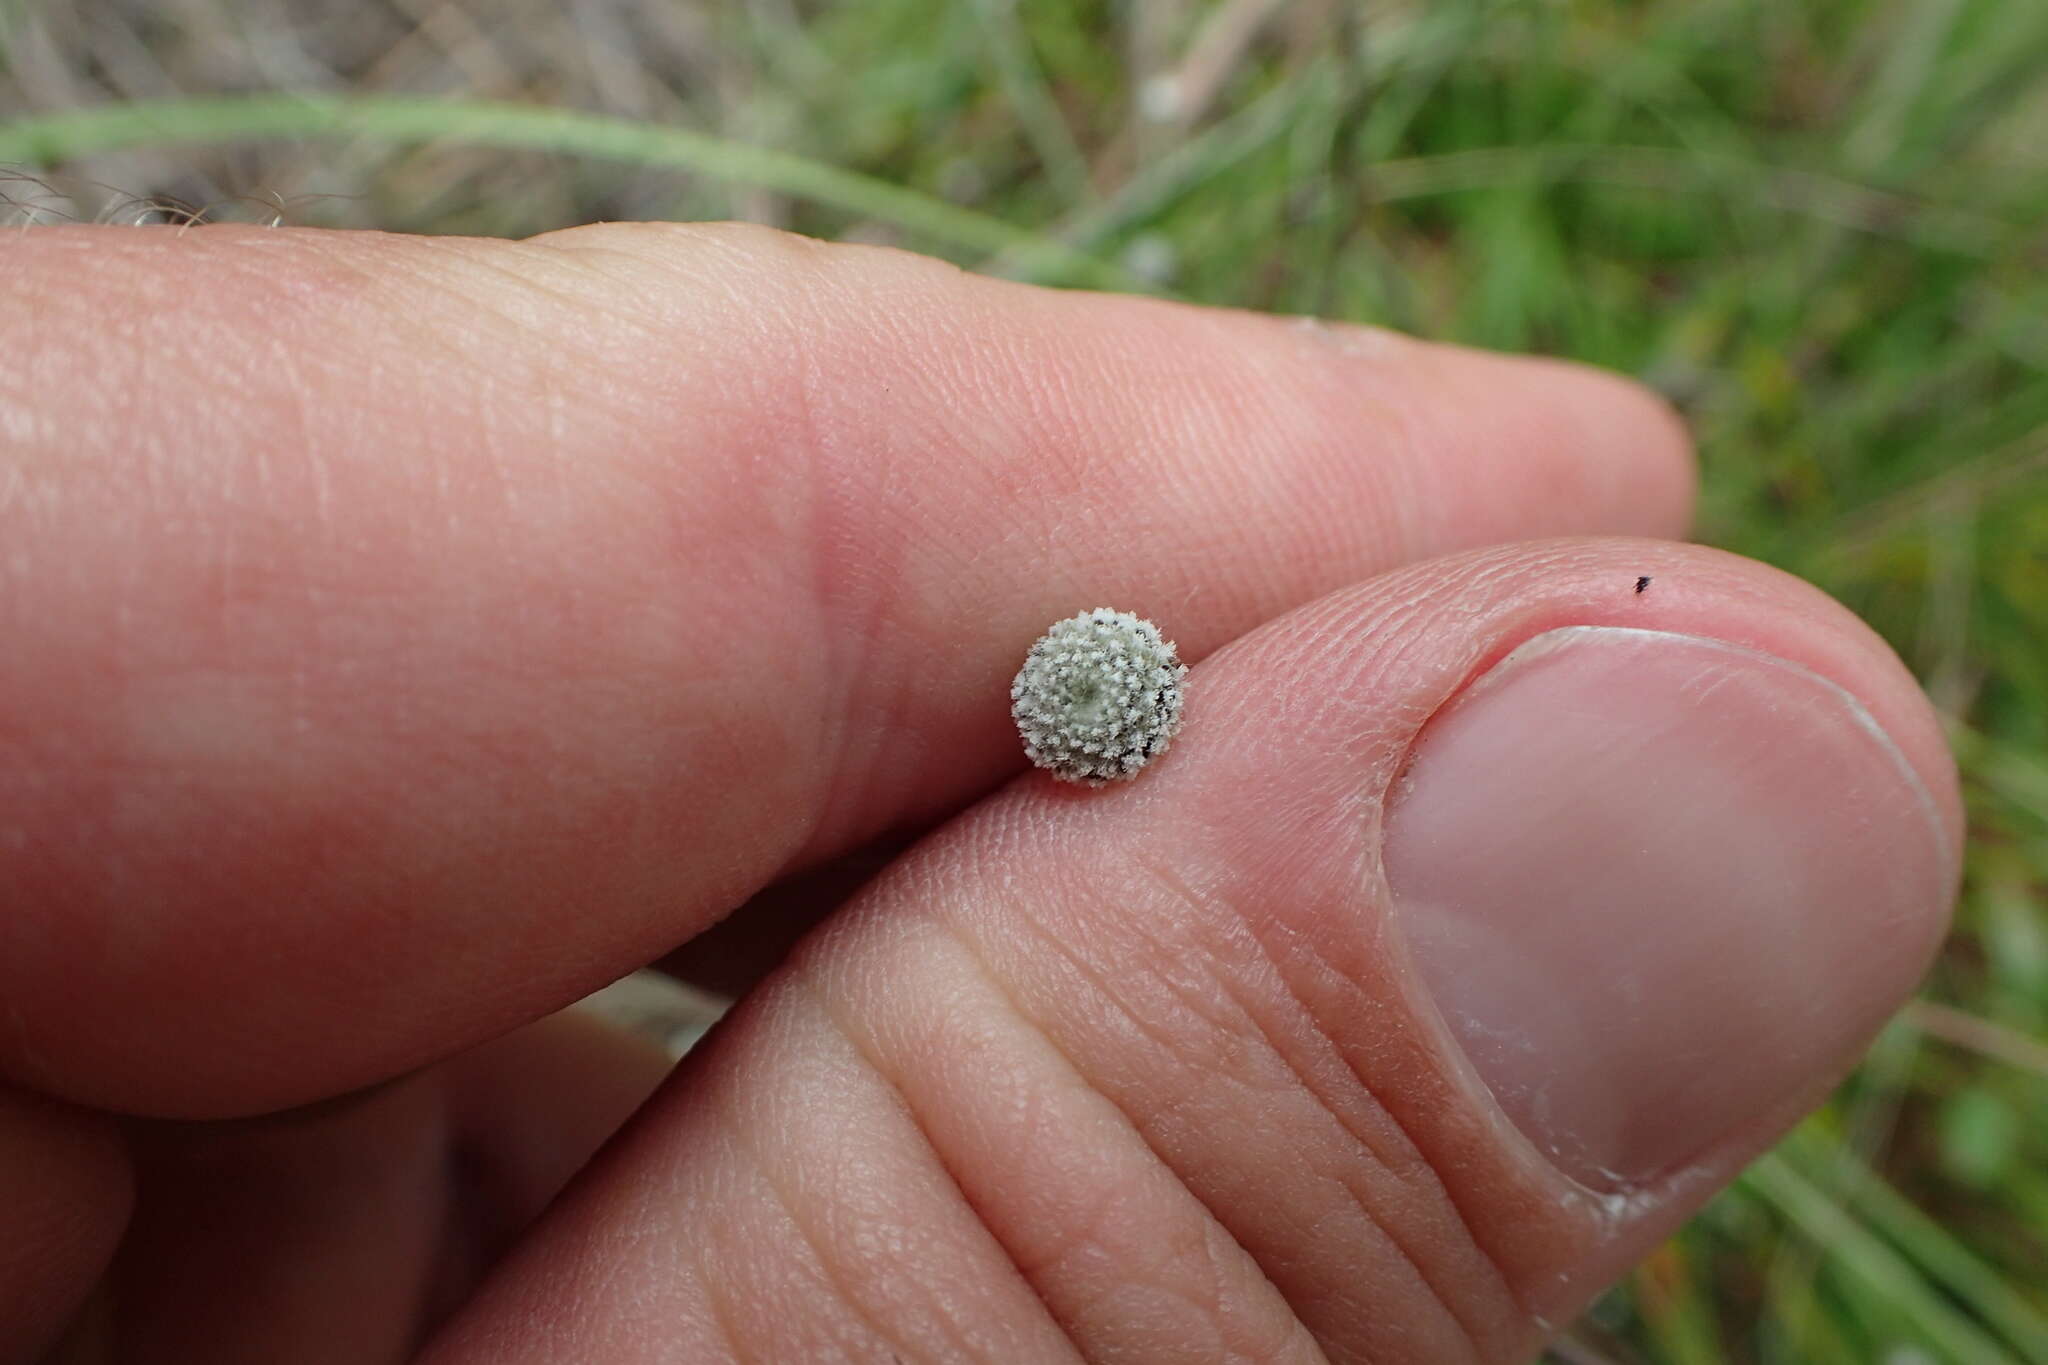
[0,222,1692,1115]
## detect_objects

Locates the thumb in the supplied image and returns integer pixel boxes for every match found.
[427,539,1959,1364]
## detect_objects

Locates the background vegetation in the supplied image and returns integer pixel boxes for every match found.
[2,0,2043,1359]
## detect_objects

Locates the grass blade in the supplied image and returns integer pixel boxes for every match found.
[0,93,1132,287]
[1745,1152,2026,1364]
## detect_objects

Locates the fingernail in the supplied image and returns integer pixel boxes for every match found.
[1382,626,1951,1188]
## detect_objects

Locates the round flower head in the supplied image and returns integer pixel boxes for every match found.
[1011,608,1188,785]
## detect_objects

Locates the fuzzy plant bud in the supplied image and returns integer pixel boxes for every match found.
[1011,608,1188,785]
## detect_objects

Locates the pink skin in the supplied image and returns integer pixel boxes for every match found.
[425,541,1957,1365]
[1,222,1689,1116]
[0,224,1955,1363]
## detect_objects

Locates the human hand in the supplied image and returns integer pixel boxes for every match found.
[1,224,1959,1363]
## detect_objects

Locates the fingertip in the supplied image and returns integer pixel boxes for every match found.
[1398,345,1699,546]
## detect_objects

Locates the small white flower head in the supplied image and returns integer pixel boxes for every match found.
[1011,608,1188,785]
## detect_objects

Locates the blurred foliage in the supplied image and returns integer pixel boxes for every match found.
[2,0,2044,1360]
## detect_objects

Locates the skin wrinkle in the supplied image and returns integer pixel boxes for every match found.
[335,262,632,486]
[716,1063,937,1365]
[1123,847,1503,1364]
[796,343,933,866]
[785,263,1005,849]
[727,273,861,882]
[1030,1164,1255,1356]
[672,1265,750,1365]
[550,1091,750,1365]
[1251,916,1518,1361]
[1002,876,1273,1103]
[1015,1176,1216,1316]
[452,248,664,339]
[691,1099,858,1365]
[1141,834,1505,1357]
[1167,334,1375,619]
[937,855,1427,1364]
[1019,320,1408,674]
[696,1243,765,1365]
[784,974,1095,1365]
[749,966,1083,1361]
[861,1053,1113,1363]
[1286,382,1417,584]
[880,907,1313,1365]
[533,220,855,318]
[1157,592,1575,1330]
[253,235,463,386]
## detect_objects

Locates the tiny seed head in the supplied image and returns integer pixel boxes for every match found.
[1010,608,1187,785]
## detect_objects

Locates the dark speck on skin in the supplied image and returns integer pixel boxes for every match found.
[1635,575,1653,593]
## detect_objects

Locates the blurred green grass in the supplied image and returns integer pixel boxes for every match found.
[2,0,2043,1360]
